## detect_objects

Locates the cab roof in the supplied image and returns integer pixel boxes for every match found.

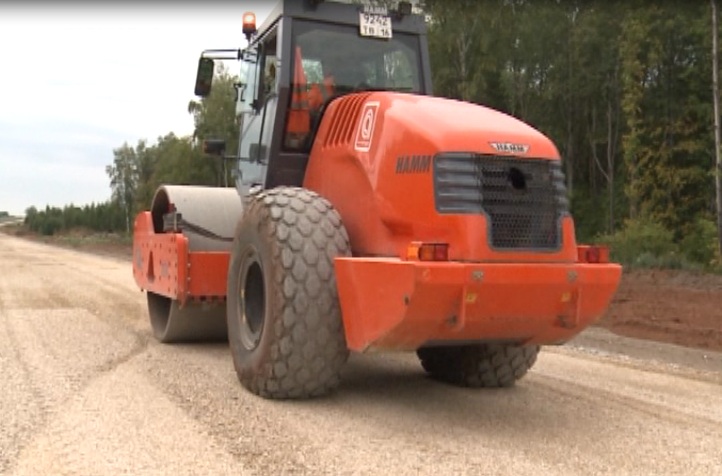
[252,0,427,42]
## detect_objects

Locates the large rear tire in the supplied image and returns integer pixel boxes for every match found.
[417,344,540,388]
[227,187,350,399]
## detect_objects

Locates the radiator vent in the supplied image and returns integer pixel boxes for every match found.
[434,153,569,250]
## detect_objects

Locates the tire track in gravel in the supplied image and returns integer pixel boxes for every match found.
[2,234,151,360]
[0,309,146,475]
[9,356,250,476]
[0,240,73,473]
[136,343,317,475]
[0,306,46,474]
[141,344,722,475]
[25,245,155,372]
[0,235,150,475]
[1,234,246,476]
[526,352,722,475]
[536,348,722,428]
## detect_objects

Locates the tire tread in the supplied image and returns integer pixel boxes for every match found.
[417,344,539,388]
[229,187,350,399]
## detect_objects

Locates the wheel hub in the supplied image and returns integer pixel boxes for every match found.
[239,254,265,350]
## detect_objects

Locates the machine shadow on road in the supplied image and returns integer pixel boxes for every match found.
[164,342,588,437]
[290,353,593,438]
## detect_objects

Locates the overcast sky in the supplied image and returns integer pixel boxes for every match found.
[0,2,273,216]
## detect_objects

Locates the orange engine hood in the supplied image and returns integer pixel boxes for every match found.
[369,93,561,159]
[304,92,573,263]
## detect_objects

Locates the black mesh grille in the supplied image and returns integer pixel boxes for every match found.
[434,153,569,250]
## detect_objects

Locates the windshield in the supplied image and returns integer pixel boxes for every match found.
[292,20,423,94]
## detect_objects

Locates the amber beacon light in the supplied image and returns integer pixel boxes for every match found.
[242,12,257,40]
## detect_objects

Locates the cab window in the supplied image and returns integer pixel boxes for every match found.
[284,20,424,151]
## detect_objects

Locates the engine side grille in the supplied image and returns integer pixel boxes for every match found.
[434,153,569,251]
[322,93,373,148]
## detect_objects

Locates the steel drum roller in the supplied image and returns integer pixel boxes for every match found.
[146,185,243,343]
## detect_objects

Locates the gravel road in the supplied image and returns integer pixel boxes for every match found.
[1,233,721,476]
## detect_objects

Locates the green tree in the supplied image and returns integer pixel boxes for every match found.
[150,133,217,187]
[424,0,487,102]
[133,140,157,211]
[620,3,712,239]
[24,206,38,228]
[187,65,239,186]
[106,143,138,233]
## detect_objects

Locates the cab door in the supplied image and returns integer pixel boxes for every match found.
[236,27,279,195]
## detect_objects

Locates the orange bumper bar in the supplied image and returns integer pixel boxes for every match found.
[132,212,229,304]
[334,257,622,352]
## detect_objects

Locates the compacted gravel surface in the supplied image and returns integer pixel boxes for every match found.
[1,233,721,476]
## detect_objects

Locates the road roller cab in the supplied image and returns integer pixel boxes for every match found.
[132,0,622,399]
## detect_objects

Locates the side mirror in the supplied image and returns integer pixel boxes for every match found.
[203,139,226,156]
[194,57,215,97]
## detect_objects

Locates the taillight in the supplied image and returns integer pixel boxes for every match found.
[407,242,449,262]
[577,245,610,264]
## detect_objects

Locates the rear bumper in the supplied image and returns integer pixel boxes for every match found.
[334,257,622,352]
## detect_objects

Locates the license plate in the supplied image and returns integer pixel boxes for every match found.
[359,12,392,39]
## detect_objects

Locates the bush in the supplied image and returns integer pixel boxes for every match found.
[679,217,719,267]
[40,216,63,236]
[597,218,679,268]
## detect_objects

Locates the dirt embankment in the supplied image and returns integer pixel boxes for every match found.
[598,269,722,352]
